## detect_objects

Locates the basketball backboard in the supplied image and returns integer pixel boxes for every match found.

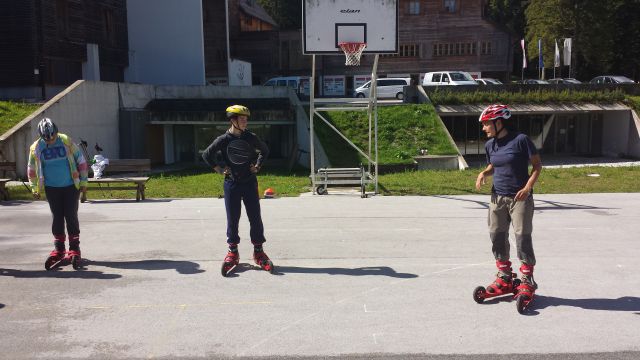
[302,0,398,55]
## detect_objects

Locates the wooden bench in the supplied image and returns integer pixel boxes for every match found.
[0,161,17,201]
[82,159,151,202]
[311,167,371,198]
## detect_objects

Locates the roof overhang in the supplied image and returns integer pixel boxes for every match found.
[435,103,631,116]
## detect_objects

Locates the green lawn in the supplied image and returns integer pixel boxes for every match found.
[8,165,640,201]
[0,101,40,136]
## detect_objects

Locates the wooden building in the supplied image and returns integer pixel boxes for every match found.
[203,0,513,88]
[0,0,128,100]
[203,0,281,85]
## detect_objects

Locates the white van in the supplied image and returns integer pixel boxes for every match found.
[354,78,410,100]
[422,71,478,86]
[263,76,310,95]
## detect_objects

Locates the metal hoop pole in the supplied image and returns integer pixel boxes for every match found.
[310,55,316,194]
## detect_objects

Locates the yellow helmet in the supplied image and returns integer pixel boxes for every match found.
[226,105,250,118]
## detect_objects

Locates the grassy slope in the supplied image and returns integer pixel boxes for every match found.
[0,101,40,136]
[317,104,458,166]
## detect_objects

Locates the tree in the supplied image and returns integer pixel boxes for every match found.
[524,0,621,80]
[257,0,301,30]
[486,0,528,36]
[611,0,640,81]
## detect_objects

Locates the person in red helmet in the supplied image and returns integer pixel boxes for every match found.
[475,104,542,313]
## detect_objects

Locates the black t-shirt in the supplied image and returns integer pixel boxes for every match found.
[202,130,269,182]
[485,132,538,196]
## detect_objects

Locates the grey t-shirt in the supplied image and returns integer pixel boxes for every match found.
[485,132,538,196]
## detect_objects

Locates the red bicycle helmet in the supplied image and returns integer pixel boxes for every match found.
[479,104,511,122]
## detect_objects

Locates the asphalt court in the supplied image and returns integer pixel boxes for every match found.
[1,193,639,359]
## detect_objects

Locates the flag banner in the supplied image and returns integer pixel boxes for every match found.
[521,39,527,69]
[563,38,572,66]
[554,40,561,68]
[538,39,544,69]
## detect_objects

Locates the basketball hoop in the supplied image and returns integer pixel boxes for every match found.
[339,42,367,66]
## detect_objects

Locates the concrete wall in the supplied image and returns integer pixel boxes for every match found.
[601,110,632,157]
[125,0,205,86]
[0,80,120,178]
[627,110,640,158]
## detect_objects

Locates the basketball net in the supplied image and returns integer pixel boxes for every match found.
[339,42,367,66]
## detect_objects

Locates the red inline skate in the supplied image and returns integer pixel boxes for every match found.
[253,248,274,274]
[44,235,67,271]
[473,260,521,304]
[514,264,537,314]
[221,249,239,277]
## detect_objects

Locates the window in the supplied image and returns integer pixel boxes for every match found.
[56,0,69,38]
[442,74,450,82]
[433,42,477,57]
[481,41,492,55]
[382,44,418,58]
[432,73,441,82]
[276,80,286,86]
[444,0,456,13]
[408,0,420,15]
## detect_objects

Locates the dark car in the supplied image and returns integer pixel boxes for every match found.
[522,79,550,84]
[548,78,582,84]
[589,76,635,84]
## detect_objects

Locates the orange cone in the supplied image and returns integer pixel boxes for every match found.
[263,187,275,198]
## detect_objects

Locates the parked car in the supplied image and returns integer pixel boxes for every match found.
[354,78,410,100]
[589,75,635,84]
[263,76,310,95]
[548,78,582,84]
[476,78,503,85]
[422,71,478,86]
[522,79,550,84]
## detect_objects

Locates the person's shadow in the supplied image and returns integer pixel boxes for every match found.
[85,259,204,275]
[525,295,640,316]
[274,266,418,278]
[0,267,121,279]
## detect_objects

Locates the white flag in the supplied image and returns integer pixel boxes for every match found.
[563,38,572,66]
[554,40,561,68]
[521,39,527,69]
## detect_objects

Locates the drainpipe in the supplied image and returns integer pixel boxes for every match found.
[225,0,231,83]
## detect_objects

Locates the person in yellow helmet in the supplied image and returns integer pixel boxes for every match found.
[201,105,273,276]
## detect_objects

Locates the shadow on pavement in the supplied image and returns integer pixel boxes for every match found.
[85,259,204,274]
[534,199,617,211]
[0,267,121,279]
[533,295,640,312]
[0,200,35,207]
[274,266,418,278]
[0,303,4,309]
[83,199,173,204]
[433,195,616,211]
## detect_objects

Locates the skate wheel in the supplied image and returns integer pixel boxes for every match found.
[221,262,235,277]
[45,256,62,271]
[516,295,528,314]
[264,260,275,274]
[71,255,81,270]
[473,286,486,304]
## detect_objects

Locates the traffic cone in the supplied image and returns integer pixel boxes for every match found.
[263,187,275,198]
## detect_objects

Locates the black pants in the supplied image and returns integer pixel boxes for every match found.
[44,185,80,237]
[224,177,265,246]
